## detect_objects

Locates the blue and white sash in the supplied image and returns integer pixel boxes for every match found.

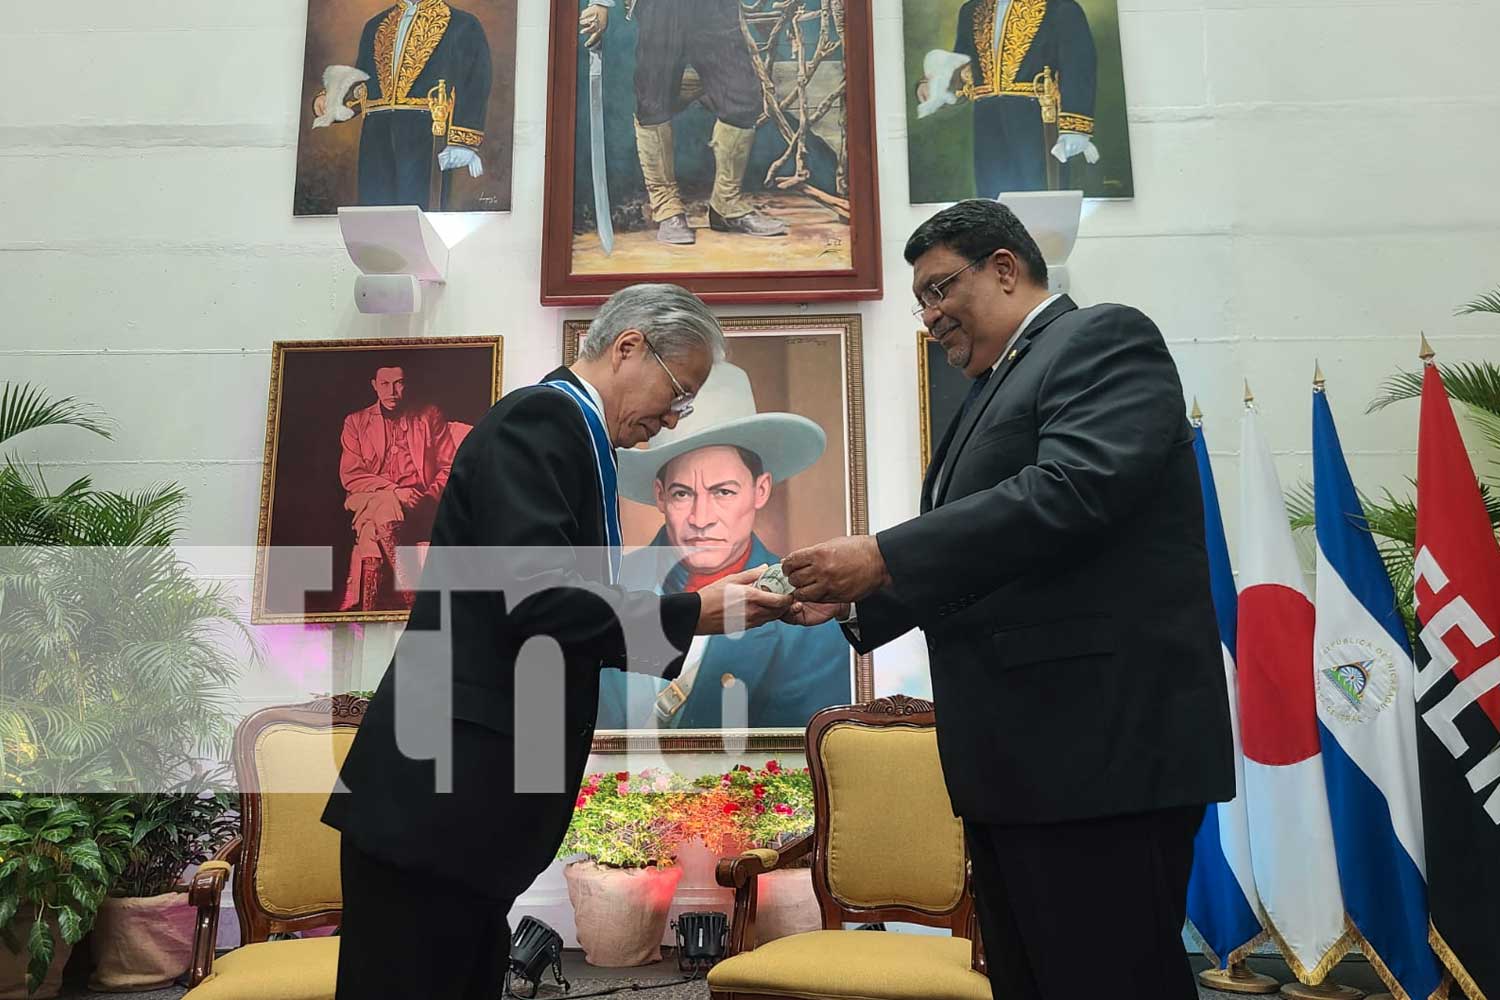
[541,379,622,584]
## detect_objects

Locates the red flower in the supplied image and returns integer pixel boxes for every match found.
[722,803,741,815]
[719,774,732,786]
[773,804,794,816]
[616,783,629,796]
[615,771,630,782]
[735,764,753,773]
[576,795,590,808]
[753,784,766,799]
[753,803,766,815]
[765,760,782,775]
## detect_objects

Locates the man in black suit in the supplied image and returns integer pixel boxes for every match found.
[322,283,793,999]
[783,200,1234,1000]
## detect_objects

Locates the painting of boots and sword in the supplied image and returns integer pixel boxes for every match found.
[541,0,883,304]
[252,338,503,624]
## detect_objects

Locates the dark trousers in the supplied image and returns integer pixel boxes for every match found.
[964,805,1204,1000]
[971,96,1079,197]
[335,840,515,1000]
[633,0,761,128]
[357,111,450,210]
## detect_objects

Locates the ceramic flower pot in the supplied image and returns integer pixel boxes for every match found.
[0,908,73,1000]
[754,867,822,944]
[564,861,684,967]
[87,892,197,992]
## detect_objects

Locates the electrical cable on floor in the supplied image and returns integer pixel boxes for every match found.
[507,973,700,999]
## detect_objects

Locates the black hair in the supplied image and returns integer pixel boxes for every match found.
[903,199,1048,286]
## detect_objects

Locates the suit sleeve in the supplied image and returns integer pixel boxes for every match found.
[355,17,380,98]
[842,589,919,654]
[446,17,491,153]
[339,413,397,494]
[467,390,698,678]
[1055,0,1097,135]
[876,307,1186,624]
[425,406,456,496]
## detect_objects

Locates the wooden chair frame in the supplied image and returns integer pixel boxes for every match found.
[712,695,987,1000]
[185,694,368,988]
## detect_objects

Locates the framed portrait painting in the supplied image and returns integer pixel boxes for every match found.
[253,337,503,624]
[564,315,871,751]
[916,330,971,476]
[903,0,1134,202]
[541,0,883,305]
[293,0,518,214]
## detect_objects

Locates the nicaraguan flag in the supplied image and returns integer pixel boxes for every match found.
[1312,387,1444,1000]
[1186,418,1267,968]
[1238,401,1353,983]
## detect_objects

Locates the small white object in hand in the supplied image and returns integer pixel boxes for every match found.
[313,65,370,128]
[754,563,795,596]
[917,49,972,119]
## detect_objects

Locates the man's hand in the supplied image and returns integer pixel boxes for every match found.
[695,566,793,635]
[395,487,422,509]
[915,77,930,104]
[784,536,891,605]
[782,600,849,627]
[313,92,328,118]
[578,4,609,48]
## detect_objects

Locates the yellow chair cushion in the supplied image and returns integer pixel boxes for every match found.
[707,930,989,1000]
[184,938,337,1000]
[820,724,965,913]
[251,724,355,918]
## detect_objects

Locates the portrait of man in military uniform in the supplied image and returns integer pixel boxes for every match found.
[904,0,1134,202]
[293,0,517,215]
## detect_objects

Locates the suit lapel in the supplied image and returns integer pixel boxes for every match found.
[922,411,965,513]
[934,295,1076,507]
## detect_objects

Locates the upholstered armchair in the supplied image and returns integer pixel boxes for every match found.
[708,696,992,1000]
[182,695,366,999]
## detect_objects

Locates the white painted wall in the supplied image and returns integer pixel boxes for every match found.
[3,0,1497,947]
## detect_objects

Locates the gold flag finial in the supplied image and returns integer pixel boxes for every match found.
[1190,397,1203,424]
[1419,333,1436,364]
[1243,380,1255,405]
[1313,361,1326,392]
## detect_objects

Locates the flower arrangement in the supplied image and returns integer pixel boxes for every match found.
[556,768,688,869]
[683,761,815,853]
[557,762,815,869]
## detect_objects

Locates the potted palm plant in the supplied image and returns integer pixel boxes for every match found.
[0,795,132,999]
[87,792,238,991]
[0,384,257,993]
[1287,288,1499,635]
[557,769,687,967]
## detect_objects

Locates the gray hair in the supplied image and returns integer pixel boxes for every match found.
[578,283,726,364]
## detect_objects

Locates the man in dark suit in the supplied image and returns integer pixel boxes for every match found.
[322,283,792,999]
[782,200,1234,1000]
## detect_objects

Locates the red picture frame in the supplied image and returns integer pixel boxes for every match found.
[540,0,883,305]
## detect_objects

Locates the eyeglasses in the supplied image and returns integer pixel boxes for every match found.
[910,252,994,317]
[643,335,696,418]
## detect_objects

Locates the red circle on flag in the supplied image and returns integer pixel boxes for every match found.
[1237,584,1321,766]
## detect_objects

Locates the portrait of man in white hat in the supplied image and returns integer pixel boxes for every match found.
[597,362,852,730]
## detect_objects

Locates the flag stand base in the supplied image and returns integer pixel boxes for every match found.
[1281,982,1365,1000]
[1198,962,1280,994]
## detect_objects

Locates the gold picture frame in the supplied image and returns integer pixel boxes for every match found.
[916,329,970,478]
[564,314,872,753]
[253,336,503,624]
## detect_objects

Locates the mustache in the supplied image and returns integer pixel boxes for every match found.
[929,319,961,340]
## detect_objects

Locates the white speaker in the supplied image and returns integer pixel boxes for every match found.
[353,273,422,314]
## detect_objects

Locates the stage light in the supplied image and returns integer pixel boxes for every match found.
[672,911,728,972]
[504,916,569,999]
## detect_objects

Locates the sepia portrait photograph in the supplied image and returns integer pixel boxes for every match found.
[254,337,502,623]
[292,0,518,215]
[903,0,1134,202]
[565,315,871,747]
[542,0,883,304]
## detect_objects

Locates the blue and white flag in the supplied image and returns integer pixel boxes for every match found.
[1312,387,1444,1000]
[1186,419,1267,968]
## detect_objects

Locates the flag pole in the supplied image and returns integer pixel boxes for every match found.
[1199,962,1281,995]
[1419,332,1435,365]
